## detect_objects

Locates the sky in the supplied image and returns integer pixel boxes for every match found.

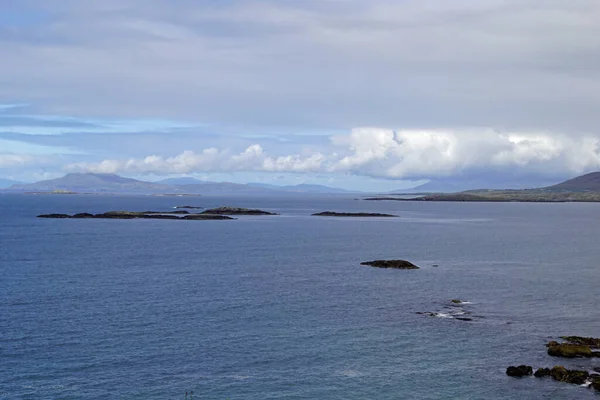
[1,0,599,190]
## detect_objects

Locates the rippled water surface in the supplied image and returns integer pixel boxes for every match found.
[1,194,599,399]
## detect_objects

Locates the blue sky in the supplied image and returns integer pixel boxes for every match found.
[1,1,599,189]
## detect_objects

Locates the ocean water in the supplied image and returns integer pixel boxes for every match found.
[1,193,599,400]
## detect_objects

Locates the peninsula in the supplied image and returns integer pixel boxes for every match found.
[365,172,600,202]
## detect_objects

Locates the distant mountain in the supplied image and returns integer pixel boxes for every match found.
[544,172,600,192]
[392,177,559,193]
[2,173,312,195]
[155,177,206,185]
[248,183,354,194]
[6,173,171,194]
[172,182,278,195]
[0,178,26,189]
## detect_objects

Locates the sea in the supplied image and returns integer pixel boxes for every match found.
[1,193,599,400]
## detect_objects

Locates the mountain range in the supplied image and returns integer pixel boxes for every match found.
[2,173,356,195]
[3,171,600,195]
[391,177,561,193]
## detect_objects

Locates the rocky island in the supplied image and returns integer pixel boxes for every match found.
[37,211,234,220]
[200,206,278,215]
[312,211,397,217]
[361,260,419,269]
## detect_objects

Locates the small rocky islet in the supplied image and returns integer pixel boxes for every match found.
[312,211,398,217]
[37,211,234,220]
[199,206,278,215]
[37,207,279,220]
[506,336,600,392]
[360,259,419,269]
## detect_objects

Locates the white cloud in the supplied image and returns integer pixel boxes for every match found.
[65,145,329,175]
[0,154,35,168]
[63,128,600,179]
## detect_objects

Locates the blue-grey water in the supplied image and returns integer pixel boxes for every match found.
[1,194,599,399]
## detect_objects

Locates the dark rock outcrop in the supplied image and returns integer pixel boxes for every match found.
[560,336,600,348]
[182,214,235,220]
[361,260,420,269]
[534,368,551,378]
[37,210,234,221]
[37,213,71,218]
[140,214,180,220]
[506,365,533,377]
[72,213,95,218]
[534,366,589,385]
[175,205,203,209]
[201,207,277,215]
[547,342,597,358]
[94,211,140,219]
[312,211,397,217]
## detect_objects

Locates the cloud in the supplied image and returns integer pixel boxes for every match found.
[0,1,599,132]
[65,145,329,175]
[64,128,600,179]
[0,153,58,169]
[3,2,600,186]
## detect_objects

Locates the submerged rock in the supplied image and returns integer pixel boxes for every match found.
[506,365,533,377]
[201,207,277,215]
[361,260,419,269]
[312,211,397,217]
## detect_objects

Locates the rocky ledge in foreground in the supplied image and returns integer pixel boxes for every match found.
[559,336,600,348]
[38,211,234,220]
[361,260,419,269]
[547,340,600,358]
[506,365,600,391]
[200,206,278,215]
[312,211,397,217]
[506,335,600,393]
